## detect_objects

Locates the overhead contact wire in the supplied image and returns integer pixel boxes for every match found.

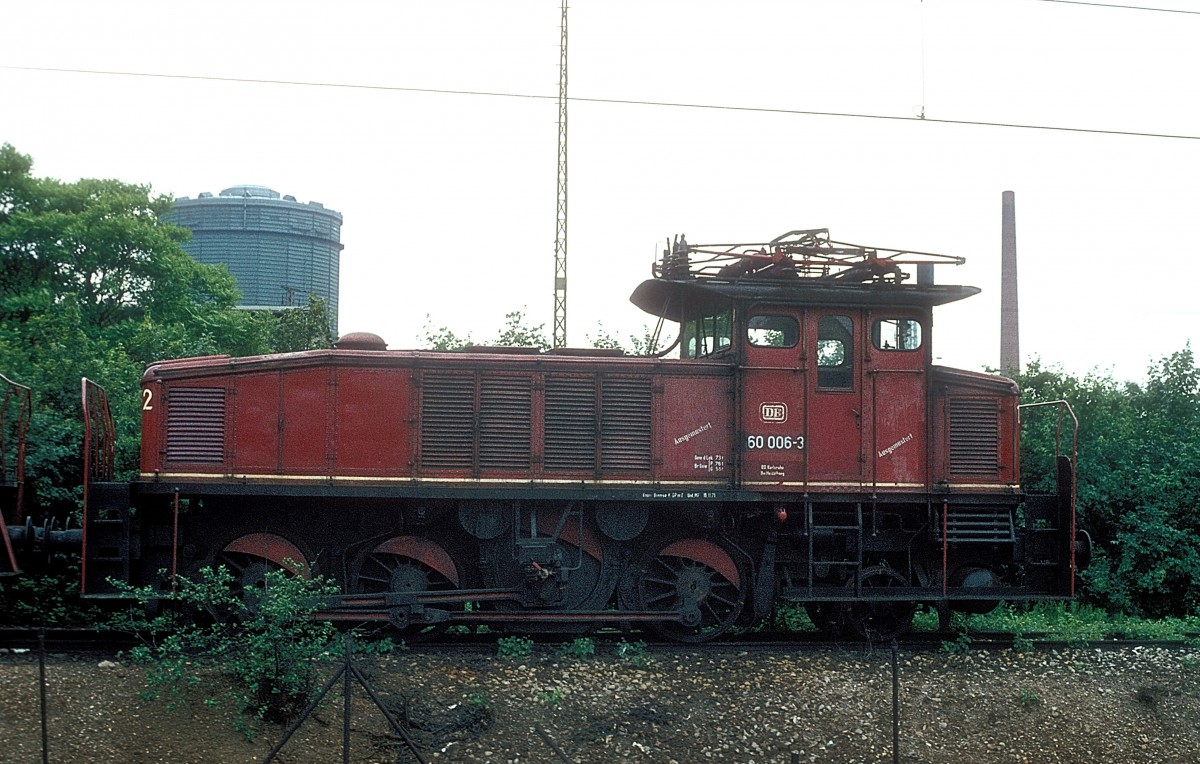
[3,64,1199,142]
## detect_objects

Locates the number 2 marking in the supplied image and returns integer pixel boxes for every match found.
[142,389,154,411]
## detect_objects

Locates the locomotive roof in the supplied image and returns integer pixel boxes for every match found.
[629,228,981,321]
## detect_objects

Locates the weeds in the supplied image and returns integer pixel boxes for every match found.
[614,639,649,667]
[537,687,565,705]
[1017,689,1041,709]
[497,635,534,659]
[941,631,972,655]
[556,637,595,659]
[465,688,490,709]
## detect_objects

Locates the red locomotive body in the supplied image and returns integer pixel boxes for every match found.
[77,229,1083,641]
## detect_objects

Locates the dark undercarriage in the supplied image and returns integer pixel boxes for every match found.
[81,476,1082,643]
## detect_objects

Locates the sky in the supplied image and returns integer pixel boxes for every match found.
[2,0,1198,384]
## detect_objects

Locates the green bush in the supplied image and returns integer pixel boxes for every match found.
[0,562,102,627]
[112,564,338,737]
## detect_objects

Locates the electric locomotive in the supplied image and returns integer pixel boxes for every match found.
[69,229,1084,641]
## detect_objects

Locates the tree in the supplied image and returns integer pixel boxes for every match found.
[494,309,550,350]
[253,293,337,353]
[419,308,550,351]
[1015,350,1200,617]
[0,145,318,512]
[420,315,474,351]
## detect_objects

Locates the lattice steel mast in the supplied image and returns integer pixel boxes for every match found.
[552,0,569,347]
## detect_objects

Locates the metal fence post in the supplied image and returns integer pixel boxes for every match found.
[891,638,900,764]
[39,628,49,764]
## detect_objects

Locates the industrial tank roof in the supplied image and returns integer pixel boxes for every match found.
[175,186,341,218]
[220,184,280,199]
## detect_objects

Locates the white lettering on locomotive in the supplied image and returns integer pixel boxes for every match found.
[878,433,914,458]
[745,434,805,450]
[673,421,713,445]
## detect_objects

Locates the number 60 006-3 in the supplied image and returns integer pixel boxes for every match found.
[746,434,804,450]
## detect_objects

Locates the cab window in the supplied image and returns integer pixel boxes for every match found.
[682,308,733,358]
[817,315,853,388]
[872,318,922,351]
[748,315,799,348]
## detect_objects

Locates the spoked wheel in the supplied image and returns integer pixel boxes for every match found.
[841,565,916,641]
[351,536,461,642]
[211,533,311,619]
[632,538,745,644]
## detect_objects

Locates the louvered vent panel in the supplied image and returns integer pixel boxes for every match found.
[601,378,653,471]
[421,374,475,470]
[948,398,1000,476]
[166,387,225,464]
[938,507,1016,543]
[479,376,532,469]
[545,376,596,471]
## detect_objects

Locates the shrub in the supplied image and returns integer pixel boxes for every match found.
[113,564,338,737]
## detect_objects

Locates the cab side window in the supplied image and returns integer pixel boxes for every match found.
[682,309,733,359]
[817,315,853,388]
[748,315,799,348]
[872,318,922,351]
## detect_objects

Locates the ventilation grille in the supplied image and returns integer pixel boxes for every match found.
[420,372,652,475]
[421,374,474,470]
[166,387,225,464]
[938,506,1016,543]
[948,398,1000,476]
[479,377,532,469]
[545,377,596,471]
[601,378,652,471]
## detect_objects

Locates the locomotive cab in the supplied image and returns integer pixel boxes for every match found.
[631,230,997,494]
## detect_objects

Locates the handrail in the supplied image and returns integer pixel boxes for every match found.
[81,378,115,483]
[1018,399,1080,596]
[80,377,115,594]
[655,228,966,284]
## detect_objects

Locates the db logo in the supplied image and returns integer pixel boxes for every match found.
[760,402,788,423]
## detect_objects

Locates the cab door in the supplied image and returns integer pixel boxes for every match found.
[739,310,806,488]
[867,313,928,488]
[806,311,866,485]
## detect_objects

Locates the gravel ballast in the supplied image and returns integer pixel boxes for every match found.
[1,644,1198,763]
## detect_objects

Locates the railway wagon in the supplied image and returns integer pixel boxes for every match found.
[77,229,1085,641]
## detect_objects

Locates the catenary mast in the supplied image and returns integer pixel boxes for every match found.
[552,0,569,347]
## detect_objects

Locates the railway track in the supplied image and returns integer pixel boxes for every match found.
[3,626,1197,657]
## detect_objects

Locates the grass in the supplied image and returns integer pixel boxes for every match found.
[960,602,1200,643]
[774,600,1200,647]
